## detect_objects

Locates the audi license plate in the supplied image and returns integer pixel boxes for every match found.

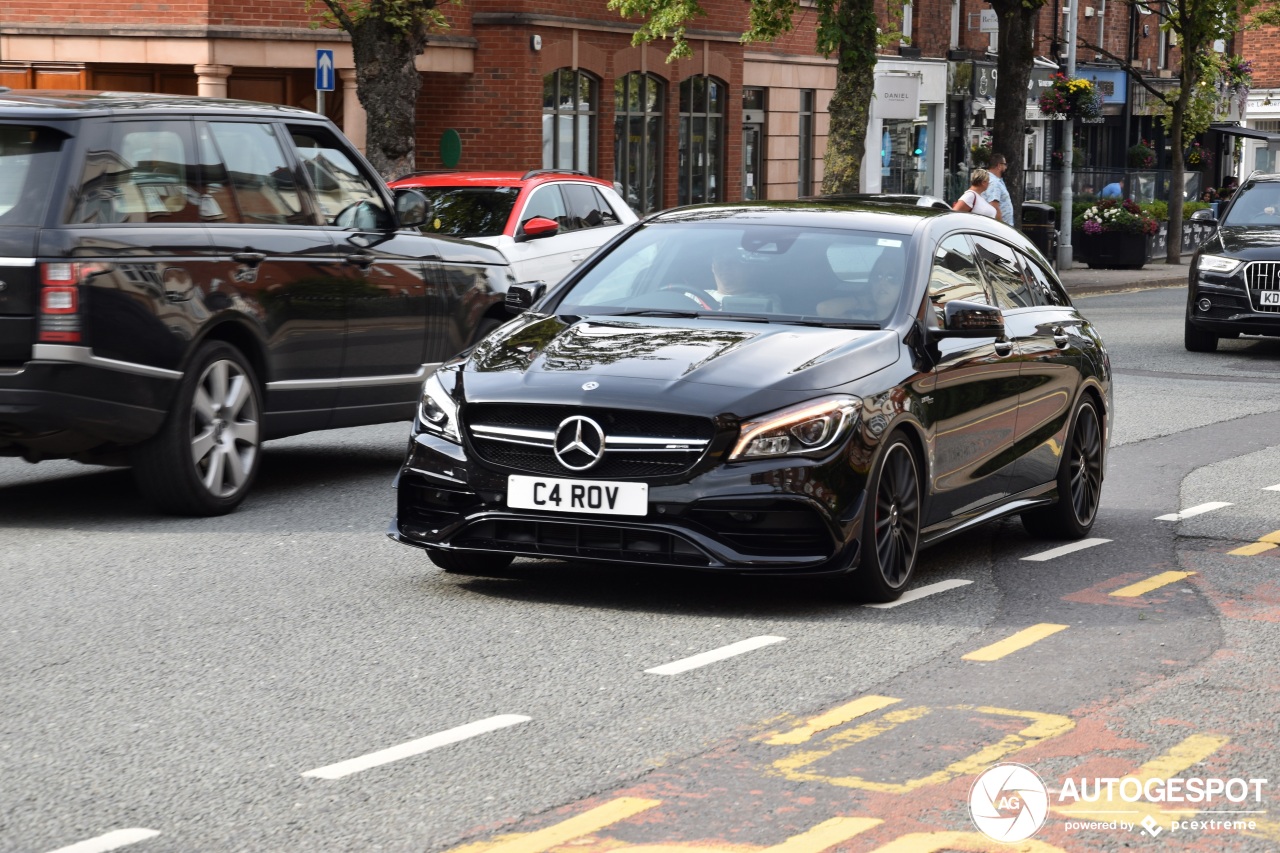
[507,475,648,516]
[1260,291,1280,306]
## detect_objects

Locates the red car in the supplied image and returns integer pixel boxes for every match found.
[390,170,639,287]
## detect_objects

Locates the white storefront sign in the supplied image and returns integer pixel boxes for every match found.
[980,9,1000,32]
[874,74,920,119]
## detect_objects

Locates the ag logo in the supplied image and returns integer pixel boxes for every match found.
[968,763,1049,842]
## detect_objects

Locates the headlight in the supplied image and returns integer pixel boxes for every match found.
[418,371,460,442]
[1198,254,1243,275]
[730,396,861,461]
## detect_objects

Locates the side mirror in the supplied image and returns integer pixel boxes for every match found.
[517,216,559,243]
[505,281,547,314]
[394,188,430,228]
[932,299,1006,339]
[1190,208,1218,224]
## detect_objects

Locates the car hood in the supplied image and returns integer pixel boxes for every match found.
[459,313,901,410]
[1207,226,1280,258]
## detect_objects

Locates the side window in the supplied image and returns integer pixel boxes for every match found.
[973,236,1034,309]
[205,122,306,225]
[288,125,390,229]
[563,183,619,230]
[928,235,989,324]
[1018,252,1069,307]
[69,120,199,224]
[522,185,570,232]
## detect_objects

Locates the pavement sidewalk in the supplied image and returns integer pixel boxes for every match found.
[1057,257,1188,296]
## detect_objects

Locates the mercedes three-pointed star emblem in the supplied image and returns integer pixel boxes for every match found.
[553,415,606,471]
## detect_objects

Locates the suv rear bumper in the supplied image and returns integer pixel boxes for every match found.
[0,356,176,446]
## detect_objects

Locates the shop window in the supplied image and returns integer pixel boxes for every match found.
[544,69,598,173]
[678,76,725,205]
[614,72,664,214]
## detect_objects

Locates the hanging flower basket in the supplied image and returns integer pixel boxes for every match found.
[1127,139,1156,168]
[1185,141,1214,172]
[1037,74,1103,120]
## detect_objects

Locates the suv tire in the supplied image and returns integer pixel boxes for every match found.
[132,342,263,516]
[1184,315,1219,353]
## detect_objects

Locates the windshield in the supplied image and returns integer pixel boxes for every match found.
[1222,182,1280,227]
[416,186,519,238]
[0,124,66,227]
[552,221,913,327]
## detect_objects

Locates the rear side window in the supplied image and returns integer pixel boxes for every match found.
[0,124,65,227]
[205,122,307,225]
[563,183,620,229]
[973,236,1036,309]
[1018,252,1069,307]
[68,120,200,224]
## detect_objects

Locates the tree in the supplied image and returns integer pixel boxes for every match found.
[987,0,1047,229]
[308,0,452,180]
[1080,0,1277,262]
[607,0,894,194]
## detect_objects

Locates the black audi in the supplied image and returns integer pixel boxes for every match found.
[1186,172,1280,351]
[389,202,1112,601]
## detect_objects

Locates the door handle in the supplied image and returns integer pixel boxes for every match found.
[1053,327,1070,348]
[993,338,1014,357]
[345,253,376,268]
[231,251,265,266]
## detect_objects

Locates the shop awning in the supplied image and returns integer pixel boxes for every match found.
[1210,122,1280,144]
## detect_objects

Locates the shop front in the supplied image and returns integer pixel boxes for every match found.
[861,57,946,197]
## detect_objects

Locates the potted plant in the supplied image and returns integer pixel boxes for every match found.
[1186,141,1213,172]
[1127,139,1156,169]
[1037,74,1104,120]
[1073,199,1160,269]
[970,134,993,168]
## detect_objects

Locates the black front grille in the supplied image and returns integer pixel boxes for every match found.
[454,518,712,566]
[1246,261,1280,313]
[465,403,715,479]
[685,501,834,557]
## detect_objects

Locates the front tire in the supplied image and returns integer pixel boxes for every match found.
[849,434,922,603]
[1021,398,1103,540]
[1184,316,1219,352]
[132,341,262,516]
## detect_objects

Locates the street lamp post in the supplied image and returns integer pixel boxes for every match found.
[1058,0,1079,270]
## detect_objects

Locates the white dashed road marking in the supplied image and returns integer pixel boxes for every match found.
[302,714,531,780]
[46,829,160,853]
[1021,538,1112,562]
[862,578,974,609]
[1154,501,1232,521]
[645,636,786,675]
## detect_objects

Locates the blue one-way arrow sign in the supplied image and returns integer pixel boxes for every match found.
[316,49,335,92]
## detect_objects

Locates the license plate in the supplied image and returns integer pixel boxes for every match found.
[1261,291,1280,306]
[507,475,648,516]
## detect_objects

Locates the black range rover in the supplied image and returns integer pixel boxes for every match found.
[1186,172,1280,351]
[0,90,512,514]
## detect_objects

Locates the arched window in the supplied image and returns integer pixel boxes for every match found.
[678,76,725,205]
[543,69,598,172]
[614,73,664,214]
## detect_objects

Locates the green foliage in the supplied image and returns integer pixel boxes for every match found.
[307,0,453,40]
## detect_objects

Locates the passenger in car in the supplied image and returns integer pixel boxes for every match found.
[816,252,904,323]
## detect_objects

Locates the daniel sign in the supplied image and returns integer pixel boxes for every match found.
[874,75,919,120]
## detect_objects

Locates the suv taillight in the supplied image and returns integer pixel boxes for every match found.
[39,262,84,343]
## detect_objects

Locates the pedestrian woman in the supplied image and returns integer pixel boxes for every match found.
[952,169,1002,221]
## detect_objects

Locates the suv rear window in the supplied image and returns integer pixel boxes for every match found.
[418,186,519,238]
[0,124,65,227]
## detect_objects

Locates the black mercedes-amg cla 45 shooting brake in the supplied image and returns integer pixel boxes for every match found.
[389,202,1112,602]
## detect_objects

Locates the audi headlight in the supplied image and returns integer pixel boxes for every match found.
[418,371,460,442]
[1198,254,1243,275]
[730,397,862,461]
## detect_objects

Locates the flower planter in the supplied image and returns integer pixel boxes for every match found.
[1075,231,1153,269]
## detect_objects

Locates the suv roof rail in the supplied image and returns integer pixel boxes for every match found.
[521,168,592,180]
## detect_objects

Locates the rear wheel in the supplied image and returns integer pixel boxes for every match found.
[848,434,921,603]
[132,341,262,516]
[1021,398,1103,540]
[428,549,515,575]
[1184,315,1219,352]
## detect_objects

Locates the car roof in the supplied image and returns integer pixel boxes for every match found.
[0,88,317,119]
[390,170,616,190]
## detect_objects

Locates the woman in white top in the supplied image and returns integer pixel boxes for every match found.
[952,169,1002,221]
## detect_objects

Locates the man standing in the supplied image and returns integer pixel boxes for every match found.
[982,153,1014,225]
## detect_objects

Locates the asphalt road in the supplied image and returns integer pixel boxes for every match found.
[3,285,1279,852]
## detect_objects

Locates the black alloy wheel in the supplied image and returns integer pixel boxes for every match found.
[850,434,921,602]
[1022,398,1104,540]
[132,341,262,516]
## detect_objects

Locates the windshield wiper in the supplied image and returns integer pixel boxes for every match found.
[774,318,882,330]
[607,309,703,318]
